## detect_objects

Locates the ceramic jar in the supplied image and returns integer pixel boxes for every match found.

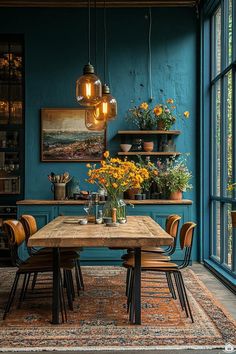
[143,141,154,152]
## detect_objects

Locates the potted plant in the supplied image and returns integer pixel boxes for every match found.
[136,156,159,199]
[126,102,156,130]
[154,99,190,131]
[127,99,190,131]
[157,158,192,200]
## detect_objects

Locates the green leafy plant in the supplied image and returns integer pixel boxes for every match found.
[136,156,159,192]
[127,99,190,131]
[157,157,192,195]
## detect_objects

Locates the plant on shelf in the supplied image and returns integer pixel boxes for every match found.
[156,157,192,200]
[86,151,150,221]
[227,183,236,226]
[126,101,156,130]
[127,98,190,131]
[136,156,159,198]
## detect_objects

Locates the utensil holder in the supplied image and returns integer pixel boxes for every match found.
[51,183,66,200]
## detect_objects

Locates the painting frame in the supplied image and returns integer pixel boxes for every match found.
[40,108,106,162]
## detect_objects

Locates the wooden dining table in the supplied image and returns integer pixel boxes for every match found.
[28,215,173,325]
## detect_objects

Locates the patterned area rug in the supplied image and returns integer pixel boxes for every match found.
[0,266,235,351]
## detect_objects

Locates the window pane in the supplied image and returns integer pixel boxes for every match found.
[228,0,232,65]
[225,203,232,268]
[212,80,221,196]
[212,7,221,78]
[226,70,233,197]
[211,201,221,260]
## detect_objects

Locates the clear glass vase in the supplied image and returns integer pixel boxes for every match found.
[103,195,127,222]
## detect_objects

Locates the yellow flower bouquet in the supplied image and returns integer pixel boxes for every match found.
[86,151,150,220]
[127,99,190,131]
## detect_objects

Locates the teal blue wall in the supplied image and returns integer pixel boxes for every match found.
[0,6,197,221]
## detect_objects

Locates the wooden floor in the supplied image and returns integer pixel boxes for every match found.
[3,263,236,354]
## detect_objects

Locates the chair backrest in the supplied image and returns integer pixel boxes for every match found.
[165,214,181,238]
[3,220,26,266]
[179,221,197,268]
[20,214,38,243]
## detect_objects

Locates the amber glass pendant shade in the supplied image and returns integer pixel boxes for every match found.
[76,63,102,107]
[85,109,106,131]
[95,84,117,121]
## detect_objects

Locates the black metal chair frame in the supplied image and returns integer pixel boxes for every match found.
[125,222,196,324]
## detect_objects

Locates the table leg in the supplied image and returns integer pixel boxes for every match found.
[134,247,141,325]
[52,247,60,324]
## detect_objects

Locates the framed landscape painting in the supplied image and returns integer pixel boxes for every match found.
[41,108,106,162]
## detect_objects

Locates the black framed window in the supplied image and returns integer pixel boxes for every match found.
[209,0,236,275]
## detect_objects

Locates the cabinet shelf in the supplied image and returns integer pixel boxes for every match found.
[118,130,181,135]
[118,152,181,156]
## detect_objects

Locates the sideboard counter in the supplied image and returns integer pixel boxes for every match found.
[16,199,193,205]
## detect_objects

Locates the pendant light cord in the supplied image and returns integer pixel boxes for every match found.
[103,0,107,84]
[94,0,97,69]
[88,0,91,63]
[148,7,153,101]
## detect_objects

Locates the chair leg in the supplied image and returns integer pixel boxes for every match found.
[18,273,28,308]
[175,272,189,319]
[3,273,20,319]
[31,272,38,291]
[127,269,134,313]
[129,273,135,324]
[77,260,84,290]
[23,273,31,300]
[59,271,67,323]
[68,270,75,300]
[166,273,177,299]
[64,270,73,311]
[126,268,131,296]
[178,272,194,323]
[173,272,185,310]
[74,263,81,296]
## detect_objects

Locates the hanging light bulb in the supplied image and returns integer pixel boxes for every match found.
[85,109,106,130]
[76,0,102,107]
[76,63,102,107]
[94,0,117,123]
[95,84,117,121]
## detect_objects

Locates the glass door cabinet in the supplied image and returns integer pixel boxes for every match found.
[0,35,24,264]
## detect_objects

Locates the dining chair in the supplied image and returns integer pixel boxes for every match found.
[20,214,84,293]
[123,221,197,323]
[3,219,76,321]
[122,214,181,298]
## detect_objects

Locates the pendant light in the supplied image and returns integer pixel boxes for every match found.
[95,0,117,121]
[76,0,102,107]
[85,108,106,130]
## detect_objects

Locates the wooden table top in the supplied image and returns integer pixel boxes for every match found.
[28,216,173,248]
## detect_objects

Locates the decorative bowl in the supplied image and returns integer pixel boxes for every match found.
[120,144,132,152]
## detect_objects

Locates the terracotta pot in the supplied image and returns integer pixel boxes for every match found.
[125,188,141,200]
[143,141,154,152]
[157,121,166,130]
[169,191,183,200]
[231,211,236,228]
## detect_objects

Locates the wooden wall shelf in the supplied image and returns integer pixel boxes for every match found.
[118,130,181,135]
[118,152,181,156]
